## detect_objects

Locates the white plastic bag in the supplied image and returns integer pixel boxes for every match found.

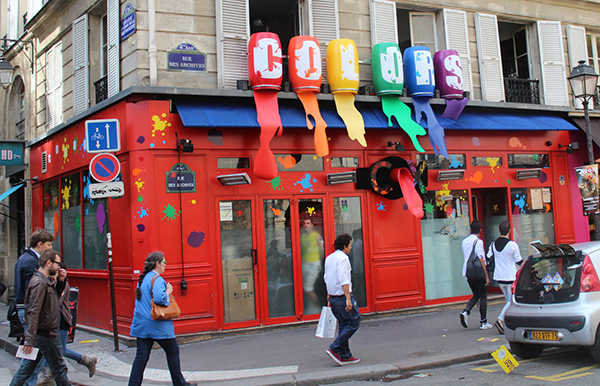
[315,306,337,338]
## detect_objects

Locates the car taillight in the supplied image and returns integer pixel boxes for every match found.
[580,255,600,292]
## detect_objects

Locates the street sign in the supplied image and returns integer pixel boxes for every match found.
[85,119,121,153]
[89,181,125,199]
[0,140,25,166]
[90,153,121,183]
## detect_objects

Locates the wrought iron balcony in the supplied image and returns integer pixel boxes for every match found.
[94,75,108,104]
[504,77,540,104]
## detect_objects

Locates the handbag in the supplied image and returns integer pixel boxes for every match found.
[150,275,181,321]
[315,306,337,338]
[466,239,485,280]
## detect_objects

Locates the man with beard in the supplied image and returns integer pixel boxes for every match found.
[10,250,71,386]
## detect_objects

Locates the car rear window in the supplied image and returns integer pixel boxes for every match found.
[514,249,581,304]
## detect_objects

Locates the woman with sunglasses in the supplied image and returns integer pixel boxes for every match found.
[128,252,196,386]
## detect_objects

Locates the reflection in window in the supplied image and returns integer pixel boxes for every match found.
[416,154,465,170]
[331,157,359,168]
[43,180,61,253]
[508,154,549,168]
[276,154,323,172]
[299,199,326,315]
[333,197,366,307]
[82,171,107,270]
[61,174,82,269]
[217,157,250,169]
[421,189,471,300]
[511,187,555,258]
[472,156,503,167]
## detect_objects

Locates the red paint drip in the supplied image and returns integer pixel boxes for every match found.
[253,90,282,180]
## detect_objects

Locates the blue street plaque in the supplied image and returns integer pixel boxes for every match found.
[0,140,25,166]
[85,119,121,153]
[166,163,196,193]
[167,43,207,73]
[121,3,136,41]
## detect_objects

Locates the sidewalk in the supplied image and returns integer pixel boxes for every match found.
[0,297,509,386]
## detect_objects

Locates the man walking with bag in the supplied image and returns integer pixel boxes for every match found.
[460,221,493,330]
[324,233,360,366]
[488,220,523,334]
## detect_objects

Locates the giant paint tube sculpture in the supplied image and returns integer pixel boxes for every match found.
[433,50,469,120]
[327,39,367,147]
[288,36,329,156]
[248,32,284,180]
[372,43,426,152]
[404,46,448,158]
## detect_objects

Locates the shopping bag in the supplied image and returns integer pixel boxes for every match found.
[315,306,337,338]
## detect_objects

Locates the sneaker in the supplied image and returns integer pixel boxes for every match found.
[326,349,343,366]
[460,311,469,329]
[480,322,493,330]
[494,320,505,334]
[341,356,360,365]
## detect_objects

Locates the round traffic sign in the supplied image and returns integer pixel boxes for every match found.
[90,153,121,182]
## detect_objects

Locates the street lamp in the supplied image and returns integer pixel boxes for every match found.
[568,59,600,240]
[0,59,15,89]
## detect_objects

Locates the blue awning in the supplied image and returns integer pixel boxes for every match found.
[175,99,578,131]
[0,184,23,202]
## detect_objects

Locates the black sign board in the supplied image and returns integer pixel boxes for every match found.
[166,163,196,193]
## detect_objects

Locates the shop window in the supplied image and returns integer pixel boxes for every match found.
[472,156,503,167]
[43,180,61,254]
[511,187,555,258]
[217,157,250,169]
[508,153,549,168]
[420,189,471,300]
[416,154,466,170]
[333,197,366,307]
[298,199,326,315]
[82,171,108,270]
[330,157,359,168]
[275,154,323,172]
[61,174,82,269]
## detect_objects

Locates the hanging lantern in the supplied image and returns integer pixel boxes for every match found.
[433,49,469,120]
[289,36,329,156]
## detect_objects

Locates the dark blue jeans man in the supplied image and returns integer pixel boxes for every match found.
[9,334,71,386]
[17,307,43,386]
[128,337,186,386]
[328,295,361,360]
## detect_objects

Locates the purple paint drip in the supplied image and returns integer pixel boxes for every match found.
[97,203,106,233]
[441,98,469,120]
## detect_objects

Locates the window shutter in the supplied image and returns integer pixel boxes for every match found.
[369,0,398,46]
[8,0,19,40]
[107,0,120,97]
[46,46,55,128]
[443,9,472,94]
[53,42,63,126]
[309,0,339,84]
[216,0,249,89]
[73,14,89,115]
[566,25,590,109]
[474,13,505,102]
[537,21,569,106]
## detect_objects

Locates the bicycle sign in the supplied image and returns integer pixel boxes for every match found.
[85,119,121,153]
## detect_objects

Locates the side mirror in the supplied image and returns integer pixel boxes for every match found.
[576,250,585,263]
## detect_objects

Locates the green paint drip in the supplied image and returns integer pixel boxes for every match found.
[381,95,426,152]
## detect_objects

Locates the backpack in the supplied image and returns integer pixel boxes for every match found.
[487,242,496,276]
[466,239,485,280]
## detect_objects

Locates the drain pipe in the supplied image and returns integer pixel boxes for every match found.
[148,0,157,86]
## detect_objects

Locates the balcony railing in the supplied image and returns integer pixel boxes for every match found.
[504,78,540,104]
[94,75,108,104]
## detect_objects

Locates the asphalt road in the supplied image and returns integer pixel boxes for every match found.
[333,347,600,386]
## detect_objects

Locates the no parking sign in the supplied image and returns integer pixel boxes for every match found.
[90,153,121,183]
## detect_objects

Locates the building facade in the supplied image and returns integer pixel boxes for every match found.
[1,0,599,333]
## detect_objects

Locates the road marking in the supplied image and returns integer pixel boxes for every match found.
[525,364,599,382]
[78,346,299,381]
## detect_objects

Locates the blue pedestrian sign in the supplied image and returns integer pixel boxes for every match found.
[85,119,121,153]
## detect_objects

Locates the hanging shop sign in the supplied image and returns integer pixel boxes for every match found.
[167,43,207,72]
[121,3,136,41]
[89,181,125,199]
[0,140,25,166]
[575,164,600,215]
[166,163,196,193]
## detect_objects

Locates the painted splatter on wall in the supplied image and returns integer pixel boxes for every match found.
[162,204,180,221]
[267,176,283,191]
[97,203,106,233]
[294,173,317,193]
[188,230,206,248]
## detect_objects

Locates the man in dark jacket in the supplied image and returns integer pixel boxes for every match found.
[9,250,71,386]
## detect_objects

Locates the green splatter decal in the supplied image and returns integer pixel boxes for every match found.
[75,214,81,233]
[533,154,539,162]
[161,204,180,221]
[507,179,511,184]
[137,195,144,202]
[424,200,435,214]
[267,176,283,190]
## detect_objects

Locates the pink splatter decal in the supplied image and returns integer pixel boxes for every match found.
[137,136,145,144]
[188,231,206,248]
[472,137,481,146]
[97,203,106,233]
[137,224,145,232]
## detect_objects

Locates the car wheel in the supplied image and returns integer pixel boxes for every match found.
[509,341,544,359]
[590,327,600,363]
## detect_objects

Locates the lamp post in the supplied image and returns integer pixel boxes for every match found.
[568,59,600,240]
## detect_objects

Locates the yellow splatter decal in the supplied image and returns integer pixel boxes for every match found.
[307,207,316,216]
[61,180,72,210]
[487,157,500,173]
[151,113,171,137]
[135,178,146,192]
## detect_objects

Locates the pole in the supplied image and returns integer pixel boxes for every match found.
[584,99,600,241]
[106,215,120,351]
[175,133,187,291]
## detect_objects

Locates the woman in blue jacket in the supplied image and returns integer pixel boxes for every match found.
[128,251,195,386]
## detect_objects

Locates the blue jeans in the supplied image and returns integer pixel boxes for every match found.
[128,337,187,386]
[497,283,513,322]
[9,334,71,386]
[328,295,361,360]
[17,307,43,386]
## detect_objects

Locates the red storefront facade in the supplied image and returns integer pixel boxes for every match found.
[26,94,583,335]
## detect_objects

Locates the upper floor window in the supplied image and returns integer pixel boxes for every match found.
[500,23,530,79]
[101,14,108,77]
[397,10,437,53]
[16,80,25,139]
[587,34,600,75]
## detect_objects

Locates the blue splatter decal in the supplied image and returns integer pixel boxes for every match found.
[82,174,95,205]
[513,194,526,214]
[449,155,463,169]
[377,202,387,211]
[150,143,155,148]
[294,173,315,192]
[137,207,149,218]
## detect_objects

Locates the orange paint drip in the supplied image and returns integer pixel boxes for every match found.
[253,90,282,180]
[297,92,328,156]
[333,93,367,147]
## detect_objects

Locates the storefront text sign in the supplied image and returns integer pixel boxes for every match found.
[121,3,136,41]
[167,43,207,72]
[166,163,196,193]
[575,164,600,214]
[0,140,25,166]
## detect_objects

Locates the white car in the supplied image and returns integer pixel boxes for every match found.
[504,242,600,361]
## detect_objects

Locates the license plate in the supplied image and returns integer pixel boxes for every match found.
[528,330,558,341]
